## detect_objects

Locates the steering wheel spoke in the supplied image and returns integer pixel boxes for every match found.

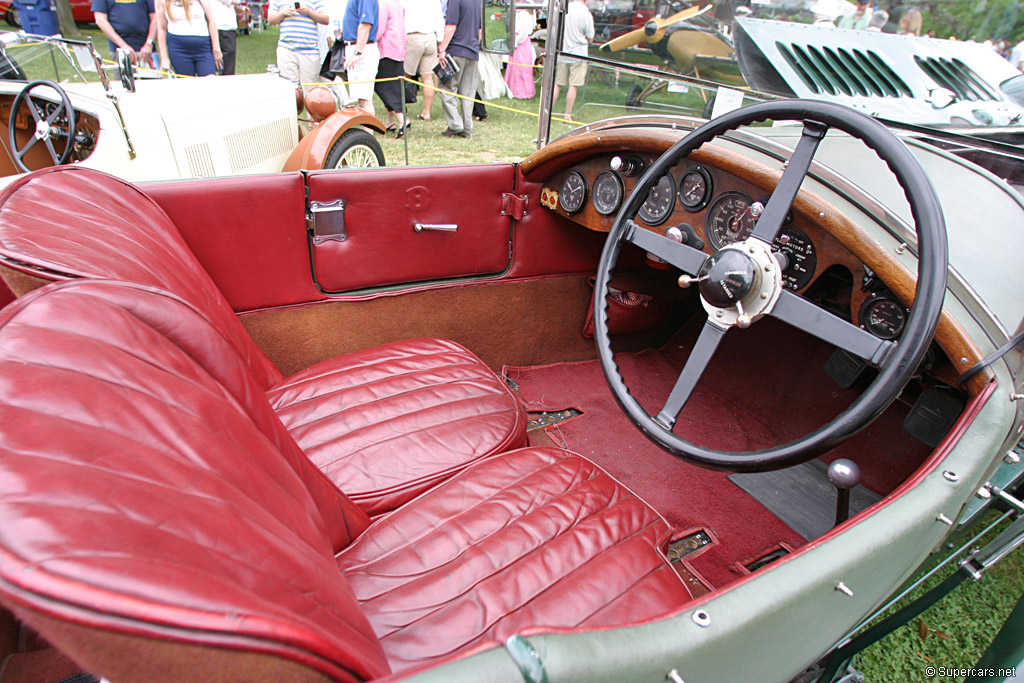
[623,220,707,274]
[655,319,727,429]
[771,290,893,365]
[751,120,828,244]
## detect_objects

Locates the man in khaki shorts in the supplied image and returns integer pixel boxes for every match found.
[552,0,593,121]
[402,0,444,120]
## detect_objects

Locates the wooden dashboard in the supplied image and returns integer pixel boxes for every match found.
[521,126,990,395]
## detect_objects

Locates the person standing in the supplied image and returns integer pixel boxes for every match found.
[375,0,407,135]
[1010,38,1024,71]
[342,0,380,115]
[504,7,535,99]
[92,0,156,65]
[836,0,873,30]
[551,0,593,121]
[269,0,329,92]
[156,0,222,76]
[438,0,481,138]
[401,0,443,120]
[211,0,239,74]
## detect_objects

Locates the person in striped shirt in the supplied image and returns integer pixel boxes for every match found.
[269,0,329,93]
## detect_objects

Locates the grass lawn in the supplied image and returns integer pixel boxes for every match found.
[71,21,1024,682]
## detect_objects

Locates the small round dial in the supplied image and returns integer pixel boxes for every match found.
[859,293,907,340]
[679,167,712,210]
[705,191,755,249]
[772,227,816,290]
[638,174,675,226]
[592,170,624,216]
[558,171,587,214]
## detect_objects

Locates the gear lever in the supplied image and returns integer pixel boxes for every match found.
[828,459,861,527]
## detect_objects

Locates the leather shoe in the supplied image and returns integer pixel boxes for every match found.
[441,128,463,137]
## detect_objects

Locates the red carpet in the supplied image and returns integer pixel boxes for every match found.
[504,318,930,589]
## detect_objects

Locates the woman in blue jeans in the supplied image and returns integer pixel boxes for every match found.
[156,0,223,76]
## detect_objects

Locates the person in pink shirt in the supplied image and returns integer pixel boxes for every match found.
[375,0,407,136]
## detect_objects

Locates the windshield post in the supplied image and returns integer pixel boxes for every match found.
[536,0,561,149]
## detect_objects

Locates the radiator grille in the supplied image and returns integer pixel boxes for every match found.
[776,41,912,98]
[914,56,999,101]
[225,118,294,174]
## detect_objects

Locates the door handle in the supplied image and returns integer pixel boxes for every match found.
[413,222,458,232]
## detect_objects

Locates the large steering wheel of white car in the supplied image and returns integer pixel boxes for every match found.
[595,99,948,472]
[9,79,77,172]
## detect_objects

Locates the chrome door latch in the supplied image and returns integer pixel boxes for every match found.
[308,199,346,244]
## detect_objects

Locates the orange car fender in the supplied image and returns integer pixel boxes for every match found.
[281,108,386,171]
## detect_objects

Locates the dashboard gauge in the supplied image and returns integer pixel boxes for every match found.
[772,227,816,290]
[558,171,587,214]
[638,174,675,226]
[705,191,756,249]
[592,170,624,216]
[678,167,712,211]
[858,293,907,340]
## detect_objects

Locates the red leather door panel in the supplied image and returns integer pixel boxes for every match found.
[306,165,515,293]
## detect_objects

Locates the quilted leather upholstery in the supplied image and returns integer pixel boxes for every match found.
[0,165,284,388]
[0,166,527,514]
[0,281,692,680]
[269,338,528,516]
[0,282,387,681]
[338,447,694,673]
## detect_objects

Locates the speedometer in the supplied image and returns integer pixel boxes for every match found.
[592,171,624,216]
[705,191,755,249]
[638,174,675,226]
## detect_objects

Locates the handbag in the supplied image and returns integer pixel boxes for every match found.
[320,41,346,79]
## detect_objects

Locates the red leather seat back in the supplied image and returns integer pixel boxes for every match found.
[0,166,284,389]
[0,281,389,681]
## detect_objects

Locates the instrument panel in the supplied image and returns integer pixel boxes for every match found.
[541,152,898,339]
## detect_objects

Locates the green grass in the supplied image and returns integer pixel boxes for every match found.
[854,515,1024,683]
[68,23,1024,681]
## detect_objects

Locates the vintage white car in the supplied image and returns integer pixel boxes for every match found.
[0,31,385,184]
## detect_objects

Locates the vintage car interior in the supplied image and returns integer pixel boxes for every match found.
[0,99,1018,683]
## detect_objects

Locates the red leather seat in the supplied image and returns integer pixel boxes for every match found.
[0,281,692,681]
[0,166,526,515]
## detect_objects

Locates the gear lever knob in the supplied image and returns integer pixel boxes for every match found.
[828,459,861,527]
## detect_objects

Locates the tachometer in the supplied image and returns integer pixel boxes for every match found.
[638,174,675,226]
[678,166,712,211]
[592,171,624,216]
[858,293,906,340]
[705,191,755,249]
[558,171,587,214]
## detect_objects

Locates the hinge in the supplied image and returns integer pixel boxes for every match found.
[501,193,529,220]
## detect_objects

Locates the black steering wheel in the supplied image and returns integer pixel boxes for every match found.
[9,80,78,172]
[594,100,948,472]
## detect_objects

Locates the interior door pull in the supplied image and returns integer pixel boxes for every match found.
[414,222,458,232]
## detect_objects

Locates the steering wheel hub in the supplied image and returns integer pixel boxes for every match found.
[698,248,756,306]
[699,240,782,328]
